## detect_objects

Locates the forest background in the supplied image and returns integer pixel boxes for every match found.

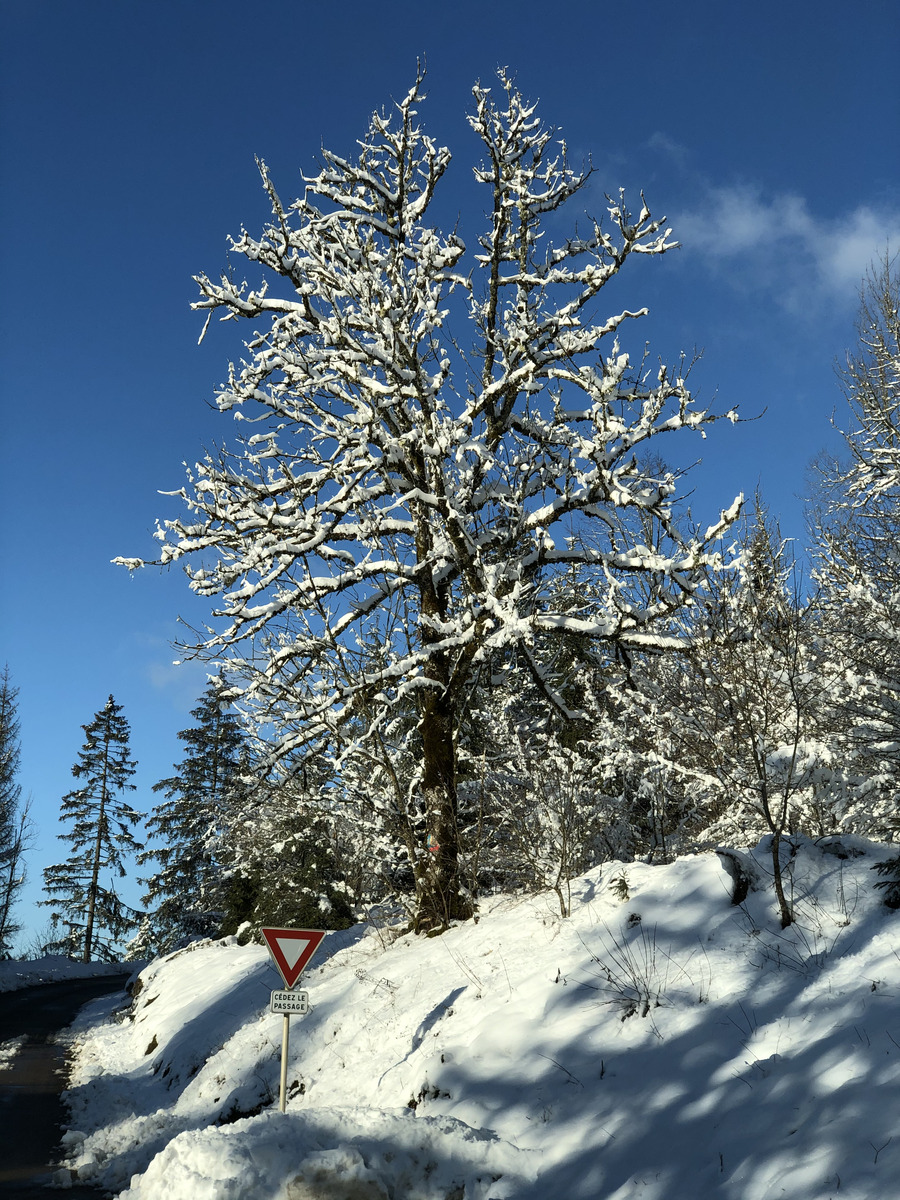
[1,0,898,951]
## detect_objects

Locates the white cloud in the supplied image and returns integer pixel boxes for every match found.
[818,206,895,293]
[141,643,214,713]
[646,131,690,169]
[674,185,900,311]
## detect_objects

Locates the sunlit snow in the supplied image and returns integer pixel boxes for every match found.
[58,837,900,1199]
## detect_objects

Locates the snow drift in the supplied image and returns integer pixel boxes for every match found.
[61,837,900,1199]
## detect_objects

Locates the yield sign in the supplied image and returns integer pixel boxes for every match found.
[261,927,326,989]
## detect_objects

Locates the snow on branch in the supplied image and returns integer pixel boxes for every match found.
[118,67,742,793]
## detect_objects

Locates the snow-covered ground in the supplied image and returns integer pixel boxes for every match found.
[0,956,135,993]
[0,1033,27,1070]
[60,837,900,1199]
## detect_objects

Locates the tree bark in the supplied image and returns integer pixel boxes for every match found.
[770,830,794,929]
[414,687,471,932]
[83,719,112,962]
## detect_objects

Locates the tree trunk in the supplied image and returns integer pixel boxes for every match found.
[758,766,794,929]
[410,502,473,933]
[413,688,471,932]
[83,814,105,962]
[770,830,793,929]
[83,721,112,962]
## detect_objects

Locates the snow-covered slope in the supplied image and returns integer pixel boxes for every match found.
[0,956,137,992]
[62,837,900,1199]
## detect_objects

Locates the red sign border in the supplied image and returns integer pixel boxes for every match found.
[261,927,326,989]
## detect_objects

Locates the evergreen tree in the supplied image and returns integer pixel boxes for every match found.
[812,254,900,903]
[42,696,142,961]
[220,767,355,938]
[813,254,900,833]
[138,678,246,955]
[0,666,31,955]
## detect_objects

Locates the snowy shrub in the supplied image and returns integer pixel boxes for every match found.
[583,921,709,1020]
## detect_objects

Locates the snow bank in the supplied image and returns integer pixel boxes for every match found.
[62,838,900,1199]
[0,955,137,993]
[116,1107,526,1200]
[0,1033,27,1070]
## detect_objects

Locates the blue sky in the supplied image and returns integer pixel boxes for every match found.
[1,0,898,951]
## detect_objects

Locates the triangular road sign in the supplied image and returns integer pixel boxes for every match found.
[261,927,326,989]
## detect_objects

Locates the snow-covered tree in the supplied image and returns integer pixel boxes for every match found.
[0,666,31,955]
[828,252,900,515]
[42,696,142,961]
[644,510,846,926]
[117,70,740,932]
[481,721,621,917]
[220,767,355,937]
[138,678,246,956]
[813,255,900,831]
[452,601,657,910]
[812,254,900,903]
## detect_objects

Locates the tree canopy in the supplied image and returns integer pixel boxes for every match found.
[118,70,741,930]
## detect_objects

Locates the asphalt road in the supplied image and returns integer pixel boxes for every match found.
[0,974,132,1199]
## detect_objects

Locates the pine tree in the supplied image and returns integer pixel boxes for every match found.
[220,767,355,938]
[117,69,741,932]
[813,254,900,834]
[138,679,246,955]
[0,666,30,955]
[812,254,900,903]
[42,696,142,961]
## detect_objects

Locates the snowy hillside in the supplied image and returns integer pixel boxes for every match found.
[0,957,136,992]
[61,837,900,1199]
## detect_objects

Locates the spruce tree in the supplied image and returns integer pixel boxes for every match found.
[814,256,900,804]
[812,254,900,902]
[42,695,142,961]
[220,764,355,938]
[0,666,30,955]
[138,678,246,955]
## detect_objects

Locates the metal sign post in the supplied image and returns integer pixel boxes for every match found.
[268,988,310,1112]
[260,928,325,1114]
[279,1008,290,1113]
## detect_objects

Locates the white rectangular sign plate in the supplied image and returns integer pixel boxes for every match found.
[270,989,309,1015]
